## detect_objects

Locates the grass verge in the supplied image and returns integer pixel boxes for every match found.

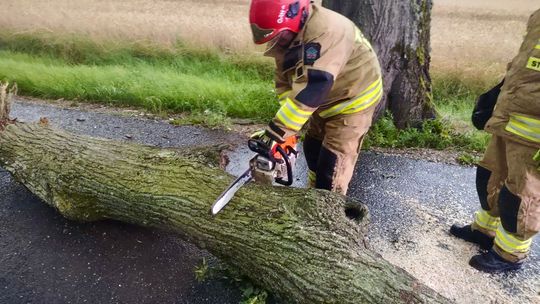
[0,32,496,153]
[363,70,497,153]
[0,32,276,121]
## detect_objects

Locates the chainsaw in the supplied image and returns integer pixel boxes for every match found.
[210,137,297,215]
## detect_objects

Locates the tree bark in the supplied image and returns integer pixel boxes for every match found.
[322,0,436,128]
[0,82,17,129]
[0,121,448,303]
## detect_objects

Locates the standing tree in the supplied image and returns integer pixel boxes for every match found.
[322,0,436,128]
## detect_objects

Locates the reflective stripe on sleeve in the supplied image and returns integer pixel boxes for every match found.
[494,224,532,254]
[535,40,540,50]
[275,98,314,132]
[342,85,383,115]
[505,114,540,143]
[278,90,291,105]
[319,77,382,118]
[474,210,500,232]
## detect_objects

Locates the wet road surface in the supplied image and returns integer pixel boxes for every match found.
[1,99,538,303]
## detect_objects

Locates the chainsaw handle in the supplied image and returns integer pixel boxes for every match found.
[274,145,293,186]
[248,139,274,160]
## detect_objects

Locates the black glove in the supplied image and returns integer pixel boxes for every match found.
[472,79,504,130]
[250,129,276,151]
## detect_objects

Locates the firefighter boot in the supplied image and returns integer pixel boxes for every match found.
[450,224,494,250]
[469,249,523,273]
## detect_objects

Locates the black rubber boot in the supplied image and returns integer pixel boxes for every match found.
[469,249,523,273]
[450,224,494,250]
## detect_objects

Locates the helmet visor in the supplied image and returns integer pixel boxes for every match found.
[250,23,275,44]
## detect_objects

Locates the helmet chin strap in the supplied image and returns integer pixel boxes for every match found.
[265,36,282,54]
[265,30,297,54]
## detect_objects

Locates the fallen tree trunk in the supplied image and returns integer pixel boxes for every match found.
[0,117,448,302]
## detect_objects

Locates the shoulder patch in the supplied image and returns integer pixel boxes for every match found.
[304,43,321,66]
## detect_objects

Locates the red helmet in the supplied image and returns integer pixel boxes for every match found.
[249,0,310,44]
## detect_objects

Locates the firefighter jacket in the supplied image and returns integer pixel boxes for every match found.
[264,4,382,142]
[485,9,540,148]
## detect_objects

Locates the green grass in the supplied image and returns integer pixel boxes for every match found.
[364,114,490,152]
[363,70,496,152]
[0,31,497,152]
[0,32,277,120]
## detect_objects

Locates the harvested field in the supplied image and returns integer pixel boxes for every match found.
[0,0,537,76]
[431,0,536,77]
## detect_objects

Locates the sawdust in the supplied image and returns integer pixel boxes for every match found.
[369,192,539,303]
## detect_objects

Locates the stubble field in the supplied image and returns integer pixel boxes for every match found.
[1,0,536,73]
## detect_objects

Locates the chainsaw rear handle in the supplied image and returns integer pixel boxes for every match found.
[248,138,274,160]
[274,145,294,186]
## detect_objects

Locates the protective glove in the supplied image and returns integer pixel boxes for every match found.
[250,129,297,158]
[250,129,276,151]
[472,79,504,130]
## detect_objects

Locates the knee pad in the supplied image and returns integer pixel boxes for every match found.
[498,185,521,234]
[303,135,322,172]
[476,165,492,211]
[315,146,338,191]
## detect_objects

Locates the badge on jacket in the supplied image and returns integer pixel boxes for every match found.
[304,43,321,66]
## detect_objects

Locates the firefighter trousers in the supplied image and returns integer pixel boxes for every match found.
[472,135,540,262]
[303,104,377,195]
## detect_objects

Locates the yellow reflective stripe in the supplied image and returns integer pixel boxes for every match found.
[278,90,291,101]
[512,114,540,128]
[474,210,500,231]
[341,86,383,115]
[277,91,291,106]
[333,78,382,115]
[275,98,313,131]
[526,56,540,72]
[494,225,532,253]
[319,78,382,118]
[505,114,540,143]
[536,40,540,49]
[339,79,382,115]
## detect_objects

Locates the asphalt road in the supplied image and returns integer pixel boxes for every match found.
[1,99,538,303]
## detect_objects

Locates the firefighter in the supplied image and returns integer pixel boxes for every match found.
[451,9,540,273]
[249,0,382,195]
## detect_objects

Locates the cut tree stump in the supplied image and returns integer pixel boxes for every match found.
[0,102,448,303]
